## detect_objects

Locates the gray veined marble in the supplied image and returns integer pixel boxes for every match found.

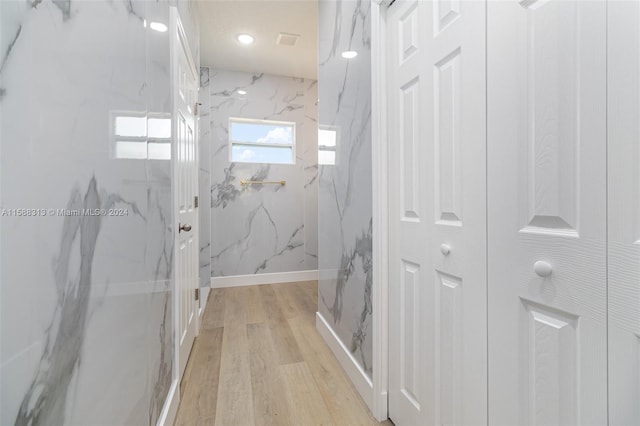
[148,285,172,425]
[304,165,319,189]
[25,0,72,20]
[254,224,305,274]
[1,1,199,424]
[0,26,21,75]
[145,178,174,425]
[204,68,318,277]
[317,0,373,377]
[211,201,299,276]
[209,161,242,210]
[212,73,264,97]
[200,67,210,88]
[15,178,145,426]
[199,66,212,288]
[211,163,278,209]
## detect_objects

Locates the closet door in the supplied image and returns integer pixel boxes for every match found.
[608,2,640,424]
[487,1,607,425]
[388,2,431,423]
[387,0,486,424]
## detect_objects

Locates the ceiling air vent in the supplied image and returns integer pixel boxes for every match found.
[276,32,300,47]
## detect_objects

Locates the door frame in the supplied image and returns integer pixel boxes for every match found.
[158,7,200,426]
[171,0,201,384]
[371,0,391,421]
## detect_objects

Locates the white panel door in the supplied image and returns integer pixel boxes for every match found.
[172,10,199,380]
[388,1,487,424]
[608,2,640,424]
[388,2,430,423]
[487,1,607,425]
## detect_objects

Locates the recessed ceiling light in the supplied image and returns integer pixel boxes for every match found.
[237,90,247,95]
[237,34,255,45]
[150,22,168,33]
[341,51,358,59]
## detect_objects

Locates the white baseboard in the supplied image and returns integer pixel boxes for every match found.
[315,312,374,413]
[156,379,179,426]
[211,270,319,288]
[199,286,210,317]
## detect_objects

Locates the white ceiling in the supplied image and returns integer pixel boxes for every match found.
[198,0,319,80]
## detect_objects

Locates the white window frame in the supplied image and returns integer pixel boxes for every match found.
[318,124,339,165]
[228,117,297,165]
[109,111,172,160]
[110,110,147,159]
[147,112,172,160]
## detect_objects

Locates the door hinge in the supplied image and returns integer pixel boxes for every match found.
[194,102,202,115]
[195,288,200,301]
[194,195,199,208]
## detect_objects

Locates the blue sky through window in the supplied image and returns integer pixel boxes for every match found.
[231,122,293,145]
[232,144,293,164]
[230,119,295,164]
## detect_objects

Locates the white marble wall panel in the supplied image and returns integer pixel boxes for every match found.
[304,80,319,269]
[317,0,373,377]
[0,1,198,424]
[206,68,318,277]
[199,67,212,288]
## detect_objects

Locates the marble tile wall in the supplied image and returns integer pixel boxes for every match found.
[317,0,373,377]
[204,68,318,278]
[199,67,212,288]
[0,1,198,424]
[303,80,320,269]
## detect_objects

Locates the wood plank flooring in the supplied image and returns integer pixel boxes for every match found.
[174,281,391,426]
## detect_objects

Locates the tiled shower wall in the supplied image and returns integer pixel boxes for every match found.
[0,1,198,424]
[317,0,373,377]
[199,68,213,287]
[201,68,318,279]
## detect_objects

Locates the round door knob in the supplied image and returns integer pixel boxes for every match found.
[179,223,192,233]
[534,261,552,277]
[440,244,451,256]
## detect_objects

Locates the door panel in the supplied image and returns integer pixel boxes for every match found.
[389,2,429,423]
[400,260,421,408]
[389,3,429,424]
[434,48,462,224]
[388,1,486,424]
[430,2,487,422]
[436,271,463,426]
[401,76,421,221]
[608,2,640,424]
[172,11,199,380]
[487,1,607,424]
[518,0,579,234]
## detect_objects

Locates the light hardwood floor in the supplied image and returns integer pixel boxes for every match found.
[174,281,392,426]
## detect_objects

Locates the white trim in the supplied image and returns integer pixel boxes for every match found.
[199,285,210,317]
[315,312,374,408]
[170,2,199,405]
[211,269,319,288]
[156,379,180,426]
[370,0,389,422]
[169,8,180,411]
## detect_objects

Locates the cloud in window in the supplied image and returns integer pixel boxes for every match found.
[239,149,257,160]
[257,127,292,145]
